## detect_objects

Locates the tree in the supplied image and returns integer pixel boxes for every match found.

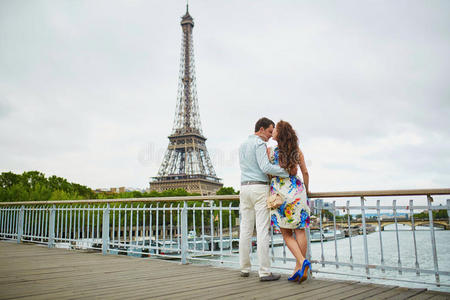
[29,183,52,201]
[6,183,30,202]
[0,171,95,202]
[414,210,448,220]
[0,172,21,188]
[216,187,239,195]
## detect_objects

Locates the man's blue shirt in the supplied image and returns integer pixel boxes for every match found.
[239,135,289,183]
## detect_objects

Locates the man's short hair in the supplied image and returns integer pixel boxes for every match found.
[254,117,275,132]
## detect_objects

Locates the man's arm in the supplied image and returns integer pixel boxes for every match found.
[256,142,289,178]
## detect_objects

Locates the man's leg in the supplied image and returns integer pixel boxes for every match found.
[254,185,271,277]
[239,185,255,274]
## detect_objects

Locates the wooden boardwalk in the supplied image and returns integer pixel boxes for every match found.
[0,242,449,300]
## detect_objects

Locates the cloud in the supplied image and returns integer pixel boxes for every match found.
[0,0,449,203]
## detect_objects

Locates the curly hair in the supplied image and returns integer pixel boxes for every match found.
[275,120,300,173]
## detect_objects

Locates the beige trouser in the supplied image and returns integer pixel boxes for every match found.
[239,184,271,277]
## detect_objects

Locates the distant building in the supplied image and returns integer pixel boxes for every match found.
[94,187,144,194]
[311,199,343,216]
[94,188,110,194]
[312,199,324,215]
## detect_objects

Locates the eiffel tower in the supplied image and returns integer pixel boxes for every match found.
[150,5,223,195]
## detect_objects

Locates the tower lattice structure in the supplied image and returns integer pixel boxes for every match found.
[150,6,222,195]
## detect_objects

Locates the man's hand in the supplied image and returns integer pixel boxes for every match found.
[288,166,298,176]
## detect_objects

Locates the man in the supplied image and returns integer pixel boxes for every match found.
[238,117,291,281]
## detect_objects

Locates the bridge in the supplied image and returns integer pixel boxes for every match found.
[1,242,449,300]
[319,219,450,231]
[1,188,449,298]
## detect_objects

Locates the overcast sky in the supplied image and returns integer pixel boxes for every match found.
[0,1,449,204]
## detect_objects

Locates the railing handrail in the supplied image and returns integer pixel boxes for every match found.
[0,188,448,206]
[0,194,241,205]
[309,188,450,198]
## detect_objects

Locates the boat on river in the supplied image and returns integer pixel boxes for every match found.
[310,229,345,242]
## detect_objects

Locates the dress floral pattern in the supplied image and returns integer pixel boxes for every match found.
[269,147,310,229]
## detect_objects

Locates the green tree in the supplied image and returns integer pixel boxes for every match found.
[414,210,448,220]
[29,183,52,201]
[0,171,95,202]
[216,187,239,195]
[7,183,30,202]
[21,171,47,191]
[0,172,21,188]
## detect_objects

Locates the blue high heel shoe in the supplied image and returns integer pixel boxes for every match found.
[298,259,311,284]
[287,269,301,282]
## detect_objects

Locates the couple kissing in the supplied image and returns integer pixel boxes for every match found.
[239,117,311,283]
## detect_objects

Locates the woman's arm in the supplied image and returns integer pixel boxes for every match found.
[298,148,309,194]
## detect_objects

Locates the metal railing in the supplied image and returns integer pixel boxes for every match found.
[1,189,449,289]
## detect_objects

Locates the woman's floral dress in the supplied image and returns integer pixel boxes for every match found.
[269,147,310,229]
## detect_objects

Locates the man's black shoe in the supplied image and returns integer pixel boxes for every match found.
[259,273,281,281]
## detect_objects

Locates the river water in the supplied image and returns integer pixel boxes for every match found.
[198,224,450,292]
[280,224,450,292]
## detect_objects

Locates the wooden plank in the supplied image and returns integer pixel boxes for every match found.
[137,279,261,300]
[92,276,248,299]
[304,281,359,300]
[344,285,398,300]
[365,287,418,300]
[0,267,223,299]
[384,288,427,300]
[427,296,450,300]
[164,277,330,300]
[408,293,438,300]
[23,271,239,299]
[224,280,347,300]
[1,242,450,300]
[265,279,344,300]
[64,270,243,299]
[164,280,274,300]
[330,283,381,300]
[0,260,220,296]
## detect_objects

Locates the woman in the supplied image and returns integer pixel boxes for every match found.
[268,120,311,283]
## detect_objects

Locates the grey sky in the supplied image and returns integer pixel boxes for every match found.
[0,1,449,204]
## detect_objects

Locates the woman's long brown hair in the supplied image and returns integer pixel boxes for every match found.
[275,120,300,174]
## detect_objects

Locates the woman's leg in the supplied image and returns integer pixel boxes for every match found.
[294,229,307,259]
[280,228,305,272]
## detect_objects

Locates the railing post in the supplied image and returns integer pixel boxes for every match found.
[181,201,188,264]
[318,201,325,267]
[102,204,110,255]
[393,199,402,274]
[306,195,312,275]
[447,199,450,230]
[332,201,339,269]
[427,195,440,285]
[17,206,25,243]
[48,205,56,248]
[409,199,419,275]
[347,200,354,270]
[360,196,370,278]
